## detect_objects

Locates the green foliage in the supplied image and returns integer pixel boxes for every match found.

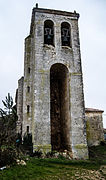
[57,154,66,160]
[0,145,106,179]
[0,93,17,121]
[89,144,106,163]
[23,133,32,147]
[22,133,33,155]
[31,150,43,158]
[0,93,18,146]
[2,93,13,115]
[0,93,12,116]
[0,157,105,179]
[0,146,17,167]
[0,94,19,167]
[45,151,56,158]
[16,133,22,148]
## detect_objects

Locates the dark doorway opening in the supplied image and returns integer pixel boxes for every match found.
[50,63,71,151]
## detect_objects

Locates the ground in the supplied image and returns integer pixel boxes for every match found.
[0,144,106,180]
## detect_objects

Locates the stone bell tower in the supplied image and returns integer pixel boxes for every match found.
[17,4,88,159]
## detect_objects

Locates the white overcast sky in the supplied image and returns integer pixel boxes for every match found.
[0,0,106,128]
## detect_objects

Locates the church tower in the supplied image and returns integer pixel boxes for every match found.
[17,4,88,159]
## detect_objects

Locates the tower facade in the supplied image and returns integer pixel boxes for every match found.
[17,5,88,159]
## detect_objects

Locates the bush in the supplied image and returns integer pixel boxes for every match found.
[0,147,17,167]
[31,151,42,158]
[100,141,106,146]
[22,133,33,155]
[16,133,22,148]
[46,151,56,158]
[58,154,66,160]
[0,93,18,147]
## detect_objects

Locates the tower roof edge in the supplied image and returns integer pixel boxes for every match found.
[33,7,79,18]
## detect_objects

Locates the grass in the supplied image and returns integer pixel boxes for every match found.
[89,143,106,162]
[0,144,106,180]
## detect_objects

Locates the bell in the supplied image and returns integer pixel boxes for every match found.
[63,36,68,42]
[47,34,51,40]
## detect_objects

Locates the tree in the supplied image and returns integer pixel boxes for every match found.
[0,93,18,146]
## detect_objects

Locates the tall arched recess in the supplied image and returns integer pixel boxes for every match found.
[50,63,71,151]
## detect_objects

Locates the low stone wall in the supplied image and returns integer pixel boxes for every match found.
[85,108,104,146]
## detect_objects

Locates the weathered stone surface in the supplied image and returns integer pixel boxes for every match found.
[85,108,104,146]
[16,77,24,133]
[17,6,89,159]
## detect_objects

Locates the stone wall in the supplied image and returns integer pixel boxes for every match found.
[17,6,88,159]
[85,108,104,146]
[16,77,24,134]
[22,35,35,138]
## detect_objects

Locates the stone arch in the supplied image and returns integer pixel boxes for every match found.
[50,63,71,151]
[44,20,54,45]
[61,22,71,47]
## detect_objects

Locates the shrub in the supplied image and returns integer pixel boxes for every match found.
[46,151,56,158]
[58,154,67,160]
[100,141,106,146]
[0,147,17,167]
[22,133,33,155]
[31,151,42,158]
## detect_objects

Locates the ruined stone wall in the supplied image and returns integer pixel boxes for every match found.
[85,109,104,146]
[17,77,24,133]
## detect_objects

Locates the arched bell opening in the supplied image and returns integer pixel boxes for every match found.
[44,20,54,46]
[61,22,71,47]
[50,63,71,151]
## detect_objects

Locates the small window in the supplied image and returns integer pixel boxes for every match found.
[44,20,54,45]
[27,86,30,93]
[28,67,30,74]
[27,126,29,134]
[27,105,30,113]
[61,22,71,47]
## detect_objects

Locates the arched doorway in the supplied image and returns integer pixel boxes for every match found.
[50,63,71,151]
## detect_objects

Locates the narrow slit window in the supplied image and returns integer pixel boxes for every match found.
[44,20,54,46]
[27,126,29,134]
[28,67,30,74]
[61,22,71,47]
[27,86,30,93]
[27,105,30,113]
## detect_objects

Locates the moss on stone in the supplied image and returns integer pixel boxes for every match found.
[86,121,91,141]
[75,144,87,149]
[71,73,82,76]
[33,144,51,154]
